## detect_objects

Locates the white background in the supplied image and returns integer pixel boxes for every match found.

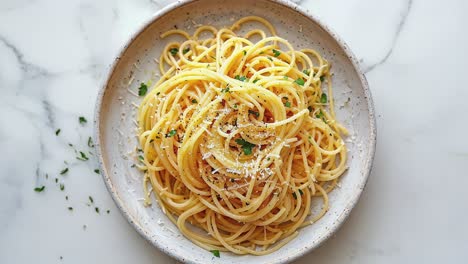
[1,0,467,263]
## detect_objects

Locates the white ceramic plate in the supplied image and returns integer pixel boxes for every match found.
[94,0,376,263]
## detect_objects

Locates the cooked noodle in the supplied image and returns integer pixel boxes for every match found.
[137,16,348,255]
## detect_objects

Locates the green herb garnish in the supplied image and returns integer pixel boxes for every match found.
[77,151,89,161]
[169,48,179,55]
[138,155,144,161]
[235,138,255,155]
[320,75,325,82]
[272,49,281,57]
[68,207,73,211]
[242,50,247,56]
[34,186,45,192]
[138,83,148,96]
[107,210,110,214]
[268,57,273,61]
[307,106,313,112]
[60,168,69,175]
[191,99,198,104]
[284,101,291,108]
[60,184,65,191]
[95,207,100,214]
[182,48,190,54]
[79,116,87,124]
[166,129,177,138]
[294,78,305,86]
[210,250,220,258]
[94,169,100,174]
[234,75,247,82]
[248,110,260,117]
[253,79,260,83]
[316,110,327,123]
[55,129,61,136]
[89,196,94,203]
[303,69,311,75]
[320,93,327,104]
[88,137,94,148]
[221,85,230,93]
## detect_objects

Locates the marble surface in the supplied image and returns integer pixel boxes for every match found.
[1,0,467,263]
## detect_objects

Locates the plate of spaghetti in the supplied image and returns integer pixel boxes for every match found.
[95,0,376,263]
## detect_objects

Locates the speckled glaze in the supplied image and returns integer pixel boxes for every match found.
[94,0,377,263]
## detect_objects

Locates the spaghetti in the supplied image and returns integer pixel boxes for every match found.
[137,16,348,255]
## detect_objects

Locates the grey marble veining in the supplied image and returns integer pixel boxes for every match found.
[1,0,468,263]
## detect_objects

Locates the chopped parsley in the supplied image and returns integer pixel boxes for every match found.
[268,57,273,61]
[242,50,247,56]
[138,83,148,96]
[308,106,313,112]
[316,110,327,123]
[284,101,291,108]
[303,69,311,75]
[234,75,247,82]
[253,78,260,83]
[294,78,305,86]
[248,110,259,117]
[79,116,87,124]
[138,155,144,161]
[169,48,179,55]
[106,210,110,214]
[320,93,328,104]
[88,137,94,148]
[60,168,69,175]
[272,49,281,57]
[55,129,61,136]
[77,151,89,161]
[320,75,325,82]
[89,196,94,203]
[95,207,100,214]
[182,48,190,54]
[68,207,73,211]
[191,99,198,104]
[235,138,255,155]
[221,85,230,93]
[210,250,220,258]
[60,184,65,191]
[166,129,177,138]
[283,76,289,80]
[94,169,100,174]
[34,186,45,192]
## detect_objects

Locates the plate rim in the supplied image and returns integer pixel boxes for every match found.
[94,0,377,263]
